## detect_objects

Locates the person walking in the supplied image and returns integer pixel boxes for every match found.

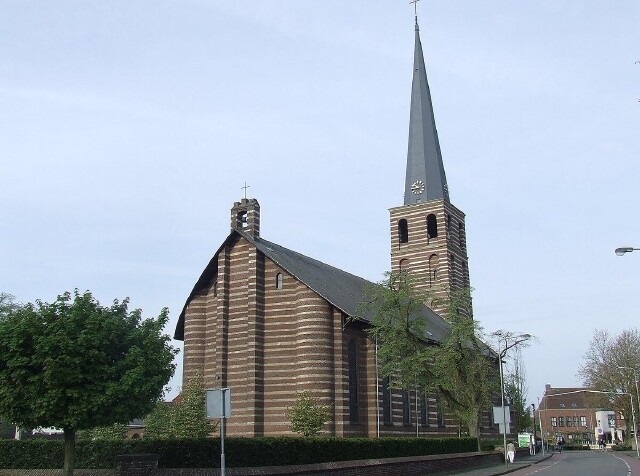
[506,441,515,464]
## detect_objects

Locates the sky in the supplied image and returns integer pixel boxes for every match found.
[1,1,639,406]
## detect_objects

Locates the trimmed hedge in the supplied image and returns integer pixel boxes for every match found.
[0,436,477,469]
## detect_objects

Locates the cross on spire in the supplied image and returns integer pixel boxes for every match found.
[409,0,421,20]
[241,182,250,199]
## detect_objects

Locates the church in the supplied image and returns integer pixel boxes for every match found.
[174,17,486,438]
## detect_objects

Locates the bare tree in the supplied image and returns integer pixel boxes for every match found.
[578,328,640,444]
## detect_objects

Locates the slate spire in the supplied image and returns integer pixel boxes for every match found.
[404,17,449,205]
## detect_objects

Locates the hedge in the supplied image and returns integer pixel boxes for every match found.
[0,436,477,469]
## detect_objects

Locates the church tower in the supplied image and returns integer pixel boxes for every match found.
[390,17,470,318]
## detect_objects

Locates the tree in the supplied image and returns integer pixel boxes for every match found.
[361,273,499,451]
[0,292,21,318]
[578,328,640,444]
[77,423,128,441]
[144,372,217,439]
[504,349,532,433]
[0,290,178,476]
[287,391,331,437]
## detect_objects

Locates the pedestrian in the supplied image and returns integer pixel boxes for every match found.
[507,441,515,464]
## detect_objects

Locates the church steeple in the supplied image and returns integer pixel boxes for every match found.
[390,14,470,319]
[404,18,449,205]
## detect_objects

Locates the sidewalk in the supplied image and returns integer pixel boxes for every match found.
[448,451,554,476]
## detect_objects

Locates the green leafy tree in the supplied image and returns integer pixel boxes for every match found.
[287,391,331,437]
[77,423,128,441]
[361,273,499,451]
[0,290,178,476]
[145,372,217,439]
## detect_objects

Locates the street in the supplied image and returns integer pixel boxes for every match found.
[505,451,640,476]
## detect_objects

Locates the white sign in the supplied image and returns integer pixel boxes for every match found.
[206,388,232,419]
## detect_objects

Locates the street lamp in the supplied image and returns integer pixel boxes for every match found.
[492,330,532,466]
[615,247,640,256]
[618,365,640,452]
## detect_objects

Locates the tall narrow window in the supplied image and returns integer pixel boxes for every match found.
[551,417,557,427]
[213,281,218,297]
[426,214,438,239]
[428,254,438,287]
[398,219,409,243]
[458,221,464,248]
[348,339,359,424]
[275,273,283,289]
[420,395,429,427]
[402,390,410,425]
[382,376,392,425]
[446,214,451,236]
[436,394,445,428]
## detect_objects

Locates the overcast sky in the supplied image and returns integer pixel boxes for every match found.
[2,1,639,405]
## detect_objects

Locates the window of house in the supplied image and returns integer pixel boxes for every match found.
[574,416,579,427]
[403,390,410,425]
[276,273,283,289]
[348,339,359,424]
[213,281,218,297]
[427,214,438,239]
[551,417,557,427]
[558,417,564,427]
[566,416,572,427]
[382,376,392,425]
[398,219,409,243]
[446,214,451,237]
[580,416,587,427]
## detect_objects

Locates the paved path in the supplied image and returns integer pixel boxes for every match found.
[449,450,640,476]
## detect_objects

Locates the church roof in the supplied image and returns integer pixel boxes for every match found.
[173,229,450,343]
[404,18,449,205]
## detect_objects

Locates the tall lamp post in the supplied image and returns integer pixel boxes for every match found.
[492,331,532,466]
[615,247,640,256]
[618,365,640,451]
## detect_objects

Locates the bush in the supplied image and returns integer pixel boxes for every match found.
[0,436,478,469]
[612,444,632,451]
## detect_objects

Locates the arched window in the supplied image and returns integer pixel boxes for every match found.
[275,273,283,289]
[237,211,248,228]
[399,259,408,272]
[426,214,438,239]
[428,254,438,287]
[348,339,359,424]
[382,376,392,425]
[398,219,409,243]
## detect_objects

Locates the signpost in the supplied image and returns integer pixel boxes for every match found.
[206,388,231,476]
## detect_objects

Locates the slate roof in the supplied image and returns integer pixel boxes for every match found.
[404,18,449,205]
[173,229,450,343]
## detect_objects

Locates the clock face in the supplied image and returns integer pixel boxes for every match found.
[411,180,425,194]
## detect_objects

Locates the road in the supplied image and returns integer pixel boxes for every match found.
[505,451,640,475]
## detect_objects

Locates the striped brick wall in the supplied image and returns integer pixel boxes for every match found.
[389,199,470,318]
